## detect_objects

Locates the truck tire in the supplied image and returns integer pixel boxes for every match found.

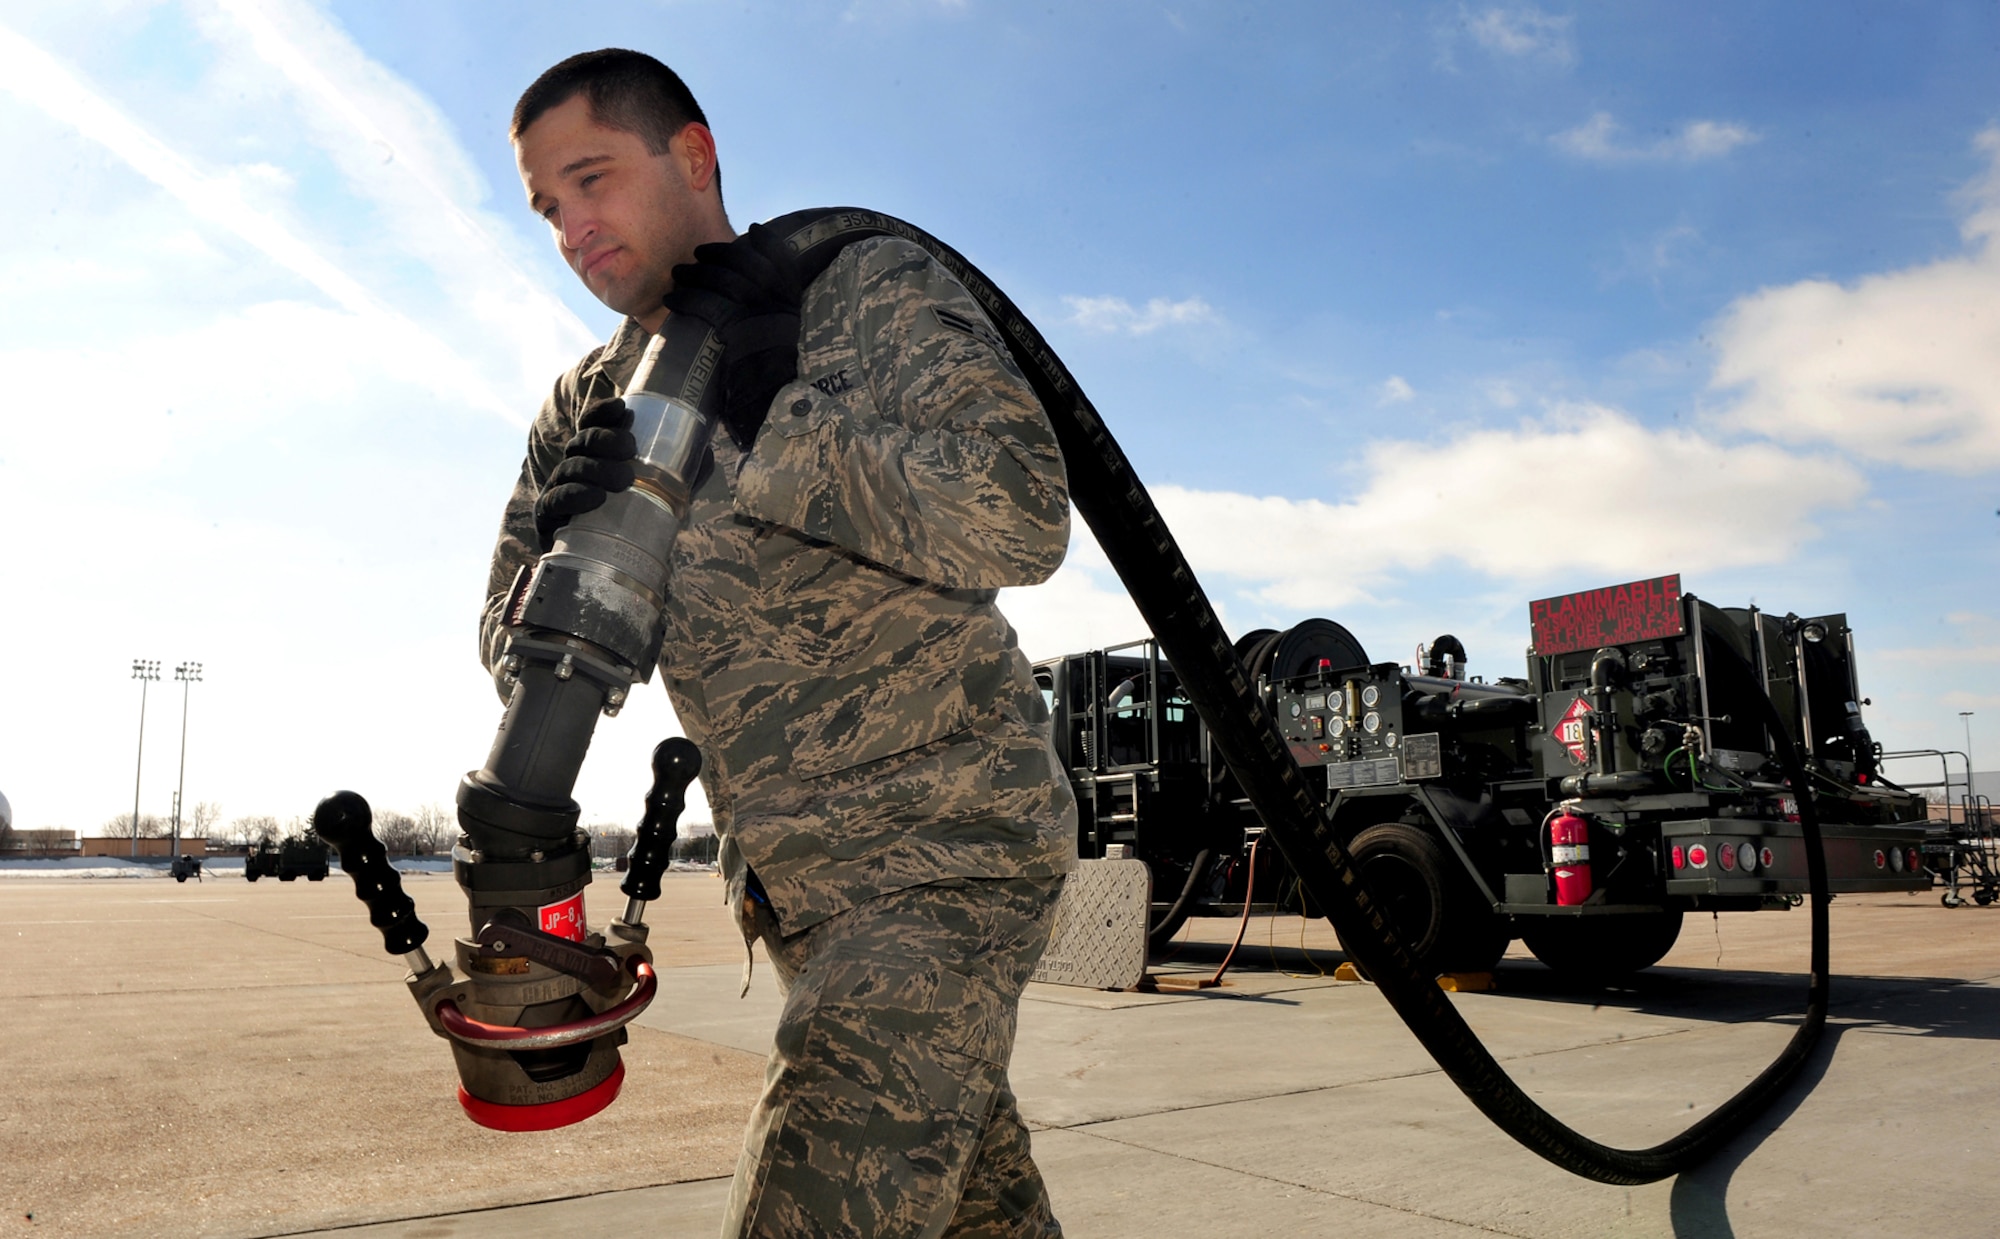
[308,873,326,882]
[245,870,259,882]
[279,874,296,882]
[1519,909,1684,982]
[1336,823,1508,976]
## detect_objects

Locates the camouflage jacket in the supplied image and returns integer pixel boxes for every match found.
[481,236,1079,932]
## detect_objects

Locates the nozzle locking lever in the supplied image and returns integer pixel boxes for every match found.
[313,790,435,976]
[619,738,702,927]
[473,908,623,992]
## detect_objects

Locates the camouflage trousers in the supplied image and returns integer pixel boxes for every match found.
[722,876,1067,1239]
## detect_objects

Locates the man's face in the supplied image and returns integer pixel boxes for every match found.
[515,94,704,324]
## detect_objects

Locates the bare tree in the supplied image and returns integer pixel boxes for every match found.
[411,803,455,856]
[232,814,282,846]
[190,801,222,841]
[375,811,419,854]
[103,811,169,839]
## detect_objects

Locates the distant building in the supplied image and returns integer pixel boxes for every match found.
[80,837,208,858]
[3,829,79,857]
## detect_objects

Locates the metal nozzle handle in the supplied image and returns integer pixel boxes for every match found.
[621,738,701,906]
[312,790,431,958]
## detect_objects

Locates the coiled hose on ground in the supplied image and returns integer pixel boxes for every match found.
[769,207,1831,1185]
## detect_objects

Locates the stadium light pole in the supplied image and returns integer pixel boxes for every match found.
[172,662,202,859]
[1961,711,1977,805]
[130,660,160,859]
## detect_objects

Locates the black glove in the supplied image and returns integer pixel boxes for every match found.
[661,222,805,451]
[534,397,636,552]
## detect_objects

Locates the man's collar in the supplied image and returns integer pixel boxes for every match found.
[582,316,650,383]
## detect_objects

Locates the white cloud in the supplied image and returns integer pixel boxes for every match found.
[999,560,1149,663]
[1063,294,1219,336]
[1676,120,1759,160]
[1139,404,1862,612]
[0,301,465,464]
[1626,222,1700,283]
[1707,129,2000,473]
[1554,112,1758,163]
[991,406,1862,672]
[199,0,597,403]
[1378,375,1415,404]
[1872,613,2000,668]
[1464,5,1574,64]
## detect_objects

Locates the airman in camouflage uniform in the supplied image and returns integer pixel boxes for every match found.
[497,50,1076,1238]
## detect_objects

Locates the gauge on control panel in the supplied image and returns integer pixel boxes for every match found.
[1361,684,1380,708]
[1329,715,1346,737]
[1363,711,1381,734]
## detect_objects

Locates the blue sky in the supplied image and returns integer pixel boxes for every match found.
[1,1,1995,835]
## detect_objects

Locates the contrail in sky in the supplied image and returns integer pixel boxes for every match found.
[0,19,522,423]
[212,0,597,366]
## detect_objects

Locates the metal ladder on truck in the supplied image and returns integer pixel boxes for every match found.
[1883,748,1997,907]
[1947,791,1998,907]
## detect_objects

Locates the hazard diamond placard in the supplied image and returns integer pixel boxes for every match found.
[1554,696,1593,766]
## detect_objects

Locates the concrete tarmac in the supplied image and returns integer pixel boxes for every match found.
[3,871,1995,1238]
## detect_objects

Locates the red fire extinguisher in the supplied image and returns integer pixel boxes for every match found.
[1550,810,1593,905]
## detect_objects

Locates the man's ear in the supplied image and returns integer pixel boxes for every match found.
[672,122,720,193]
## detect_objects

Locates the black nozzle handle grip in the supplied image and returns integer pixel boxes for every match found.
[622,738,702,904]
[312,791,430,958]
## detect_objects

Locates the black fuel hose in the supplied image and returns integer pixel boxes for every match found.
[765,207,1831,1185]
[1147,847,1213,948]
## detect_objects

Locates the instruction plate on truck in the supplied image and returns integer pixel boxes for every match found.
[1327,757,1400,789]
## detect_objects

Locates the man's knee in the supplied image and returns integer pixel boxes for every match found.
[943,1087,1061,1238]
[727,879,1064,1238]
[735,947,1015,1237]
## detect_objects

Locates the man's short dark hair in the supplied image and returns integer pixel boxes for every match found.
[513,50,717,192]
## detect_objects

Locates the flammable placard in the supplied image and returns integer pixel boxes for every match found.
[1529,573,1684,656]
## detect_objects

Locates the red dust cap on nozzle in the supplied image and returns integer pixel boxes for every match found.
[456,1061,625,1132]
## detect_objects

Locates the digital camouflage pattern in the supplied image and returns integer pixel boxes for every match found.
[725,876,1066,1239]
[480,234,1079,933]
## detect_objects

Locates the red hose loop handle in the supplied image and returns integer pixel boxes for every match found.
[437,960,657,1051]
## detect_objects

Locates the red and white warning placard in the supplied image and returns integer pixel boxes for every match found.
[1554,696,1593,766]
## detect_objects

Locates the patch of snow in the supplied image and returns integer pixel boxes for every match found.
[0,856,170,879]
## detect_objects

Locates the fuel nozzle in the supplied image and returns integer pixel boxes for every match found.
[313,759,698,1132]
[311,307,724,1129]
